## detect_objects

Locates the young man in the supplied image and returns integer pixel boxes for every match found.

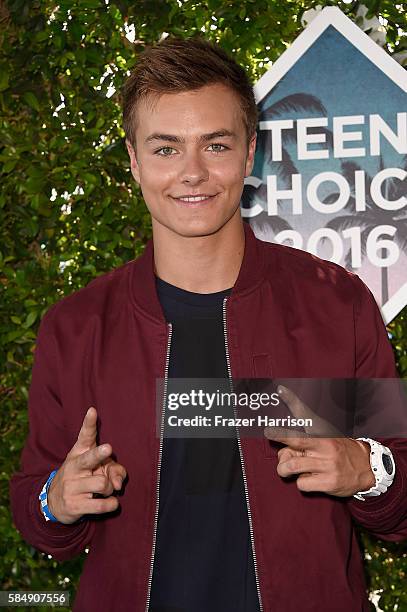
[10,37,407,612]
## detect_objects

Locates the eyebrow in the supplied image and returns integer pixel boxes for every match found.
[144,129,237,145]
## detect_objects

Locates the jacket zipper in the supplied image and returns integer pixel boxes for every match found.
[222,297,264,612]
[145,322,173,612]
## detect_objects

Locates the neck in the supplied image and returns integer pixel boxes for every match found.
[152,214,245,294]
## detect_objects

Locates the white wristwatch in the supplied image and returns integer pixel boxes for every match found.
[353,438,396,501]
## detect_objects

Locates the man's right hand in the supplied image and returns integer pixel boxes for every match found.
[45,407,127,524]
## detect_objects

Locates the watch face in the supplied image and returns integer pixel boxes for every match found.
[382,453,393,475]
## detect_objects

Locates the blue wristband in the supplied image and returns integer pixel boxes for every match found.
[39,470,59,522]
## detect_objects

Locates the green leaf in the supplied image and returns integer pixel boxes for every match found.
[0,70,9,92]
[23,92,40,112]
[2,159,17,173]
[74,0,101,7]
[83,172,99,185]
[7,329,24,342]
[69,22,84,42]
[25,177,44,194]
[34,30,50,43]
[23,311,38,329]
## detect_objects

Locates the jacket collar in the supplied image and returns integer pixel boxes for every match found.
[129,221,266,322]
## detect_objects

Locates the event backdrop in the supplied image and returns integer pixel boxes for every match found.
[242,7,407,324]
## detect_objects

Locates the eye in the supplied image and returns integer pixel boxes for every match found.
[154,146,176,156]
[208,143,229,153]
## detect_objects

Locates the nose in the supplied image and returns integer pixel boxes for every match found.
[179,150,209,185]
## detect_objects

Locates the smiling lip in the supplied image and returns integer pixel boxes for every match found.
[172,194,218,207]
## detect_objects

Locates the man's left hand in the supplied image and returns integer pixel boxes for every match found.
[264,385,376,497]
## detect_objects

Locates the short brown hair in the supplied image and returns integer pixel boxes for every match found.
[122,36,258,149]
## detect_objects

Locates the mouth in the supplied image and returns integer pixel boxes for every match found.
[171,194,218,207]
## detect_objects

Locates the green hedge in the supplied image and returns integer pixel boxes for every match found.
[1,1,406,610]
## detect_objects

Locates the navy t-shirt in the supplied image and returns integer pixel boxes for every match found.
[149,277,259,612]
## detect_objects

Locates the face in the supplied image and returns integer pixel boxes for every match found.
[126,83,256,239]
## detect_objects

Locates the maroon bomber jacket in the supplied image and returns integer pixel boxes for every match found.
[10,222,407,611]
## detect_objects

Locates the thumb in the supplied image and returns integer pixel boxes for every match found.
[76,443,113,472]
[69,407,98,457]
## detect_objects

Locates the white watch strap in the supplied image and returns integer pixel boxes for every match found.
[353,438,395,502]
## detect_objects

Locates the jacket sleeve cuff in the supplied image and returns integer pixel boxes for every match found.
[346,448,407,536]
[29,475,94,544]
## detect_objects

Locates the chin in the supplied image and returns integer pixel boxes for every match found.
[171,225,224,238]
[153,210,239,239]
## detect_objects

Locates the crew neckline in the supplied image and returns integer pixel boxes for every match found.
[155,275,233,307]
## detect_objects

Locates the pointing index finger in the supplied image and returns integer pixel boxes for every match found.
[76,407,98,448]
[277,385,315,420]
[277,385,342,437]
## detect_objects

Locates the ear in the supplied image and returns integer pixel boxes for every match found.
[126,139,141,184]
[244,133,257,178]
